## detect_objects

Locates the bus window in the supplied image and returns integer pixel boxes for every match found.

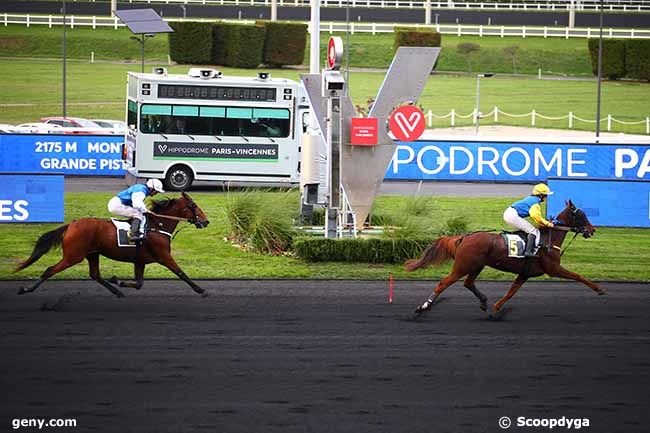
[139,104,290,137]
[128,100,138,129]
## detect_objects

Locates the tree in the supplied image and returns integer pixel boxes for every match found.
[503,45,521,74]
[456,43,481,73]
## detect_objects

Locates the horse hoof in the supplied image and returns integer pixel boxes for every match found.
[17,287,28,295]
[480,302,487,312]
[597,289,607,296]
[108,276,119,284]
[115,292,126,298]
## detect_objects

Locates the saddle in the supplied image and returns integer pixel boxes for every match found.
[501,231,538,258]
[111,217,147,248]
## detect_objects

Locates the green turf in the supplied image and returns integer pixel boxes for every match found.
[1,192,648,282]
[1,58,648,134]
[0,24,594,75]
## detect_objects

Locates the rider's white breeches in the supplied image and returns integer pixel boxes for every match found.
[108,196,144,221]
[503,207,540,245]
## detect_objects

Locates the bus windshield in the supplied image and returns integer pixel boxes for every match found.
[140,104,290,138]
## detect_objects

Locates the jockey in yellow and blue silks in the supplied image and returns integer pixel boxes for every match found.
[107,179,165,241]
[503,183,554,257]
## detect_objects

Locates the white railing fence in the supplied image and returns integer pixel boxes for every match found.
[3,14,650,39]
[426,107,650,134]
[70,0,650,13]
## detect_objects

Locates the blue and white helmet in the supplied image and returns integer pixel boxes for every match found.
[146,178,165,193]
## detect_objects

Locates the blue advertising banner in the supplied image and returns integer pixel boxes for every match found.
[0,134,127,176]
[386,140,650,182]
[0,174,64,223]
[548,178,650,228]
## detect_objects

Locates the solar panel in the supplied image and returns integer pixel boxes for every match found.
[114,9,173,34]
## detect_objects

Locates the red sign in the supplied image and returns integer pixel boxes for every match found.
[350,117,378,146]
[327,37,342,70]
[388,105,426,142]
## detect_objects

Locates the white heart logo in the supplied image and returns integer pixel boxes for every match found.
[394,112,422,139]
[158,144,168,153]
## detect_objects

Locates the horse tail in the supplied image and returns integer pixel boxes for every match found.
[15,225,69,272]
[405,236,462,272]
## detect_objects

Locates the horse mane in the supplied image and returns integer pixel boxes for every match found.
[150,198,177,213]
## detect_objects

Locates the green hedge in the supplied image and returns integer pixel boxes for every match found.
[393,27,442,52]
[587,38,650,81]
[168,22,213,64]
[293,236,435,264]
[212,23,266,68]
[625,39,650,81]
[587,38,626,79]
[257,21,307,66]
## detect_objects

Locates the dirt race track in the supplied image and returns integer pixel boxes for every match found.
[1,279,649,433]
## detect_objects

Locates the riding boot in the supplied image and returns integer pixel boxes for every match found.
[524,233,537,257]
[129,219,143,242]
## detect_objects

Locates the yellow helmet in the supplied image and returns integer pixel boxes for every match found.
[532,183,553,196]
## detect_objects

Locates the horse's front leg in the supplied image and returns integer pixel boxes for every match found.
[493,275,528,312]
[547,265,605,295]
[110,263,145,290]
[158,254,207,297]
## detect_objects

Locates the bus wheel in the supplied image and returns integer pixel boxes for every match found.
[165,165,193,191]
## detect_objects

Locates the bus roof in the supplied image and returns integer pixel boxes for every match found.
[128,69,300,87]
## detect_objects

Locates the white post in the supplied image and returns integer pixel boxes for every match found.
[310,0,320,74]
[71,15,74,29]
[114,16,118,30]
[494,106,498,122]
[271,0,277,21]
[49,15,52,28]
[569,0,575,28]
[424,0,431,25]
[426,110,433,127]
[26,14,30,28]
[451,109,455,127]
[544,26,547,38]
[111,0,117,17]
[92,15,96,29]
[569,112,573,129]
[607,114,612,131]
[538,68,541,79]
[646,117,649,134]
[531,109,536,126]
[91,51,94,63]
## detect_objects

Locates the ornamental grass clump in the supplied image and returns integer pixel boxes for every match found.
[224,189,298,254]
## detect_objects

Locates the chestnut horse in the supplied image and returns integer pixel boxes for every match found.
[15,192,209,298]
[406,200,605,316]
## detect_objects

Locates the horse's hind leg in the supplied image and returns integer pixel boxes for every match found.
[18,257,83,295]
[87,253,125,298]
[464,268,488,311]
[415,270,465,314]
[493,275,528,312]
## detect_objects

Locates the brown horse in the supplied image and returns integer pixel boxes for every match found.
[15,192,210,298]
[406,200,605,316]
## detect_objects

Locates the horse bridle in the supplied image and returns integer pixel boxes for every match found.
[148,198,199,224]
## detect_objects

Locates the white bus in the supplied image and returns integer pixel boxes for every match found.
[123,68,311,190]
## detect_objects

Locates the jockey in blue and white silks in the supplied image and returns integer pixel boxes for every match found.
[503,183,555,257]
[107,179,164,241]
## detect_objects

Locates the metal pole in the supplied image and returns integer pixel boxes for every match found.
[309,0,320,74]
[62,0,67,118]
[595,0,603,138]
[111,0,117,17]
[425,0,431,25]
[345,0,350,91]
[475,75,480,135]
[141,34,145,73]
[569,0,575,28]
[271,0,277,21]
